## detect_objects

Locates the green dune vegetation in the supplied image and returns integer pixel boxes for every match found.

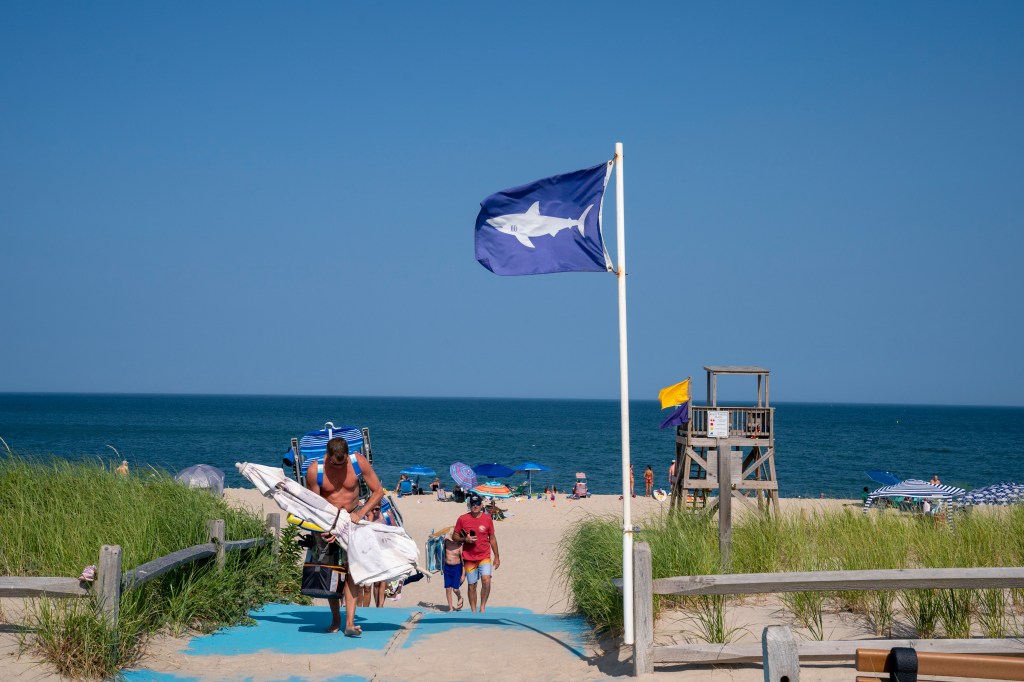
[557,505,1024,641]
[0,454,306,679]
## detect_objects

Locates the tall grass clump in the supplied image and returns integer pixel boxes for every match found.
[558,501,1024,638]
[556,511,719,633]
[0,453,304,679]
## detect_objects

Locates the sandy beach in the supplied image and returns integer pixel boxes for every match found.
[1,491,877,681]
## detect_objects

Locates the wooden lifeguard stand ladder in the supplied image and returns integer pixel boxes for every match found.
[671,366,779,518]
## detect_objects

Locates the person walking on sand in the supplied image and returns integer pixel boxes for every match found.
[644,465,654,497]
[454,493,500,613]
[443,528,465,611]
[307,436,385,637]
[668,460,677,491]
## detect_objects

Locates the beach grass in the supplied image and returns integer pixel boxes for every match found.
[0,453,305,679]
[557,504,1024,637]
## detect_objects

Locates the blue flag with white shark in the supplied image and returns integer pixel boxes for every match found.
[475,161,614,276]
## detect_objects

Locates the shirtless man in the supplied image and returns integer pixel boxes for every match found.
[306,436,384,636]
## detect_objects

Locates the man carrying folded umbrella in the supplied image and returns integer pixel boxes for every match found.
[454,493,501,614]
[307,436,384,636]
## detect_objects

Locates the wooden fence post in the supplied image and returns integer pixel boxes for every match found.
[762,625,799,682]
[633,541,654,676]
[266,513,281,556]
[96,545,122,636]
[207,519,225,571]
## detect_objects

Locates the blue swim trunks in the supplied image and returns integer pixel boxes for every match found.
[443,562,463,589]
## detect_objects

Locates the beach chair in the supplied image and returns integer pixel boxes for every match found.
[282,422,368,490]
[570,472,591,499]
[509,482,529,498]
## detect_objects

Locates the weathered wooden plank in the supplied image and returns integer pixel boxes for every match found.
[632,543,654,677]
[0,576,90,598]
[97,545,122,632]
[762,625,799,682]
[223,538,269,552]
[208,519,225,571]
[857,648,1024,680]
[653,638,1024,665]
[653,566,1024,596]
[718,441,732,571]
[266,512,281,556]
[122,543,217,590]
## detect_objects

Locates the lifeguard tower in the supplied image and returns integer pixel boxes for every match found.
[671,366,778,516]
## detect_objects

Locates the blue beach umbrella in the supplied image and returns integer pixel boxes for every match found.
[400,464,438,490]
[865,470,901,486]
[513,461,551,495]
[473,463,516,479]
[400,465,437,478]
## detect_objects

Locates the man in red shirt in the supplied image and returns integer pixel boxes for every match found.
[453,493,501,613]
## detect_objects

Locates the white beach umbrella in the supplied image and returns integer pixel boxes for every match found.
[236,462,350,537]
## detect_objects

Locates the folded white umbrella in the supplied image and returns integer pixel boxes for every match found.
[236,462,420,586]
[236,462,350,539]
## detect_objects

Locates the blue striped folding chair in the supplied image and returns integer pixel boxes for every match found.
[282,422,365,486]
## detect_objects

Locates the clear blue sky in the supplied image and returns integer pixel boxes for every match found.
[2,2,1022,406]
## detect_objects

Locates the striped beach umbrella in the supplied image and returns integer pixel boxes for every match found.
[449,462,477,489]
[471,481,514,499]
[863,479,965,516]
[962,482,1024,506]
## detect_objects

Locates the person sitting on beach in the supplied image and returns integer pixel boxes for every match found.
[485,500,508,520]
[443,529,465,611]
[430,477,440,492]
[394,474,409,495]
[644,465,654,497]
[307,436,384,637]
[454,493,500,614]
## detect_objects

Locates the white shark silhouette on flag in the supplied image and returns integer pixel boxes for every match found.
[475,161,613,276]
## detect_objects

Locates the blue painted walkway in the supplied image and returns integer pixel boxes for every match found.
[124,604,594,682]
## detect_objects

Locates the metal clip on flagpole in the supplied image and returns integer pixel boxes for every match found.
[615,141,634,645]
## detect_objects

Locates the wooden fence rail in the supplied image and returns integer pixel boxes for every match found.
[0,513,282,644]
[626,541,1024,676]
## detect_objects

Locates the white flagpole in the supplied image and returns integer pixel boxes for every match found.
[614,141,634,645]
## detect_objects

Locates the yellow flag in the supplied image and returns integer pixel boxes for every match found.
[658,378,690,409]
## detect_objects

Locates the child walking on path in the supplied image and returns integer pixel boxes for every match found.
[443,529,465,611]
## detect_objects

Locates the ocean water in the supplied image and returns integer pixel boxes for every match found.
[1,394,1022,497]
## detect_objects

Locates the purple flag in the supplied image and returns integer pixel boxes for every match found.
[659,402,690,429]
[475,162,613,276]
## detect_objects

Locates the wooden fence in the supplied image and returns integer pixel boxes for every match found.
[0,513,281,644]
[628,542,1024,676]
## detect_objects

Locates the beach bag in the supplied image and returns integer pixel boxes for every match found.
[300,537,347,599]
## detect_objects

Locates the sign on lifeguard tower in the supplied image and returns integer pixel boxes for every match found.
[707,410,729,438]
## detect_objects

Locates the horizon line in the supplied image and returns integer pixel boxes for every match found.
[0,390,1021,410]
